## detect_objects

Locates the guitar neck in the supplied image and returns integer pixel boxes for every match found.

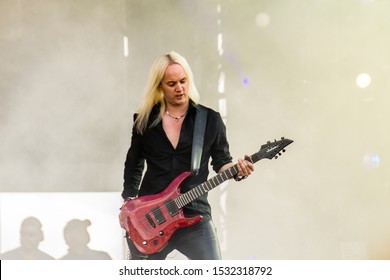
[175,152,262,209]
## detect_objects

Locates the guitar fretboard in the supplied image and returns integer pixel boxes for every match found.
[173,137,291,209]
[174,164,238,209]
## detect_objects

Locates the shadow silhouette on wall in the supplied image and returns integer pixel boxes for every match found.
[1,216,113,260]
[59,218,111,260]
[0,216,55,260]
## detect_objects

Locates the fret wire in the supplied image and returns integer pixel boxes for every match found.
[182,195,186,205]
[177,197,183,208]
[178,196,183,206]
[177,196,182,207]
[175,197,180,208]
[174,167,241,209]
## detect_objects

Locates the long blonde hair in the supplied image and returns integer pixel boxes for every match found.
[134,51,200,134]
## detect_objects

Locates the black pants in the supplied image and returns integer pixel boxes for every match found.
[126,220,221,260]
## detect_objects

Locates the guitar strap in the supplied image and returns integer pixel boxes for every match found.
[191,105,208,176]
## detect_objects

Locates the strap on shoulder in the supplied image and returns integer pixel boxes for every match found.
[191,105,208,176]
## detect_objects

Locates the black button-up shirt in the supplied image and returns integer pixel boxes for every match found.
[122,102,232,219]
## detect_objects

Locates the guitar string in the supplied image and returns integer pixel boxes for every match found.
[124,143,292,232]
[134,167,238,227]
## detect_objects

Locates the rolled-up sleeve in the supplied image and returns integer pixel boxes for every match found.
[210,112,233,173]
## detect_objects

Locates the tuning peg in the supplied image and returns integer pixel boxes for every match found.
[281,137,285,140]
[282,149,286,153]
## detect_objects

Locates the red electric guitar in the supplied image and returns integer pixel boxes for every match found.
[119,137,293,254]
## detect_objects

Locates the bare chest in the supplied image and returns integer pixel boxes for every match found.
[162,116,183,149]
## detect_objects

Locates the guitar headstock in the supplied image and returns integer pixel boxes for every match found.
[253,137,293,161]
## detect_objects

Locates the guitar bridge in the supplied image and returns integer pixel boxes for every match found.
[145,213,156,228]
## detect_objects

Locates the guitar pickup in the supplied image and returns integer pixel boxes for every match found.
[165,199,179,217]
[151,206,166,225]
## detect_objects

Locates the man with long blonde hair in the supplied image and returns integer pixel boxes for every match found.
[121,51,254,260]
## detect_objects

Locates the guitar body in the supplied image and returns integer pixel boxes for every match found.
[119,171,202,255]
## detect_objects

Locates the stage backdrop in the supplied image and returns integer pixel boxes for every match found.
[1,0,389,259]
